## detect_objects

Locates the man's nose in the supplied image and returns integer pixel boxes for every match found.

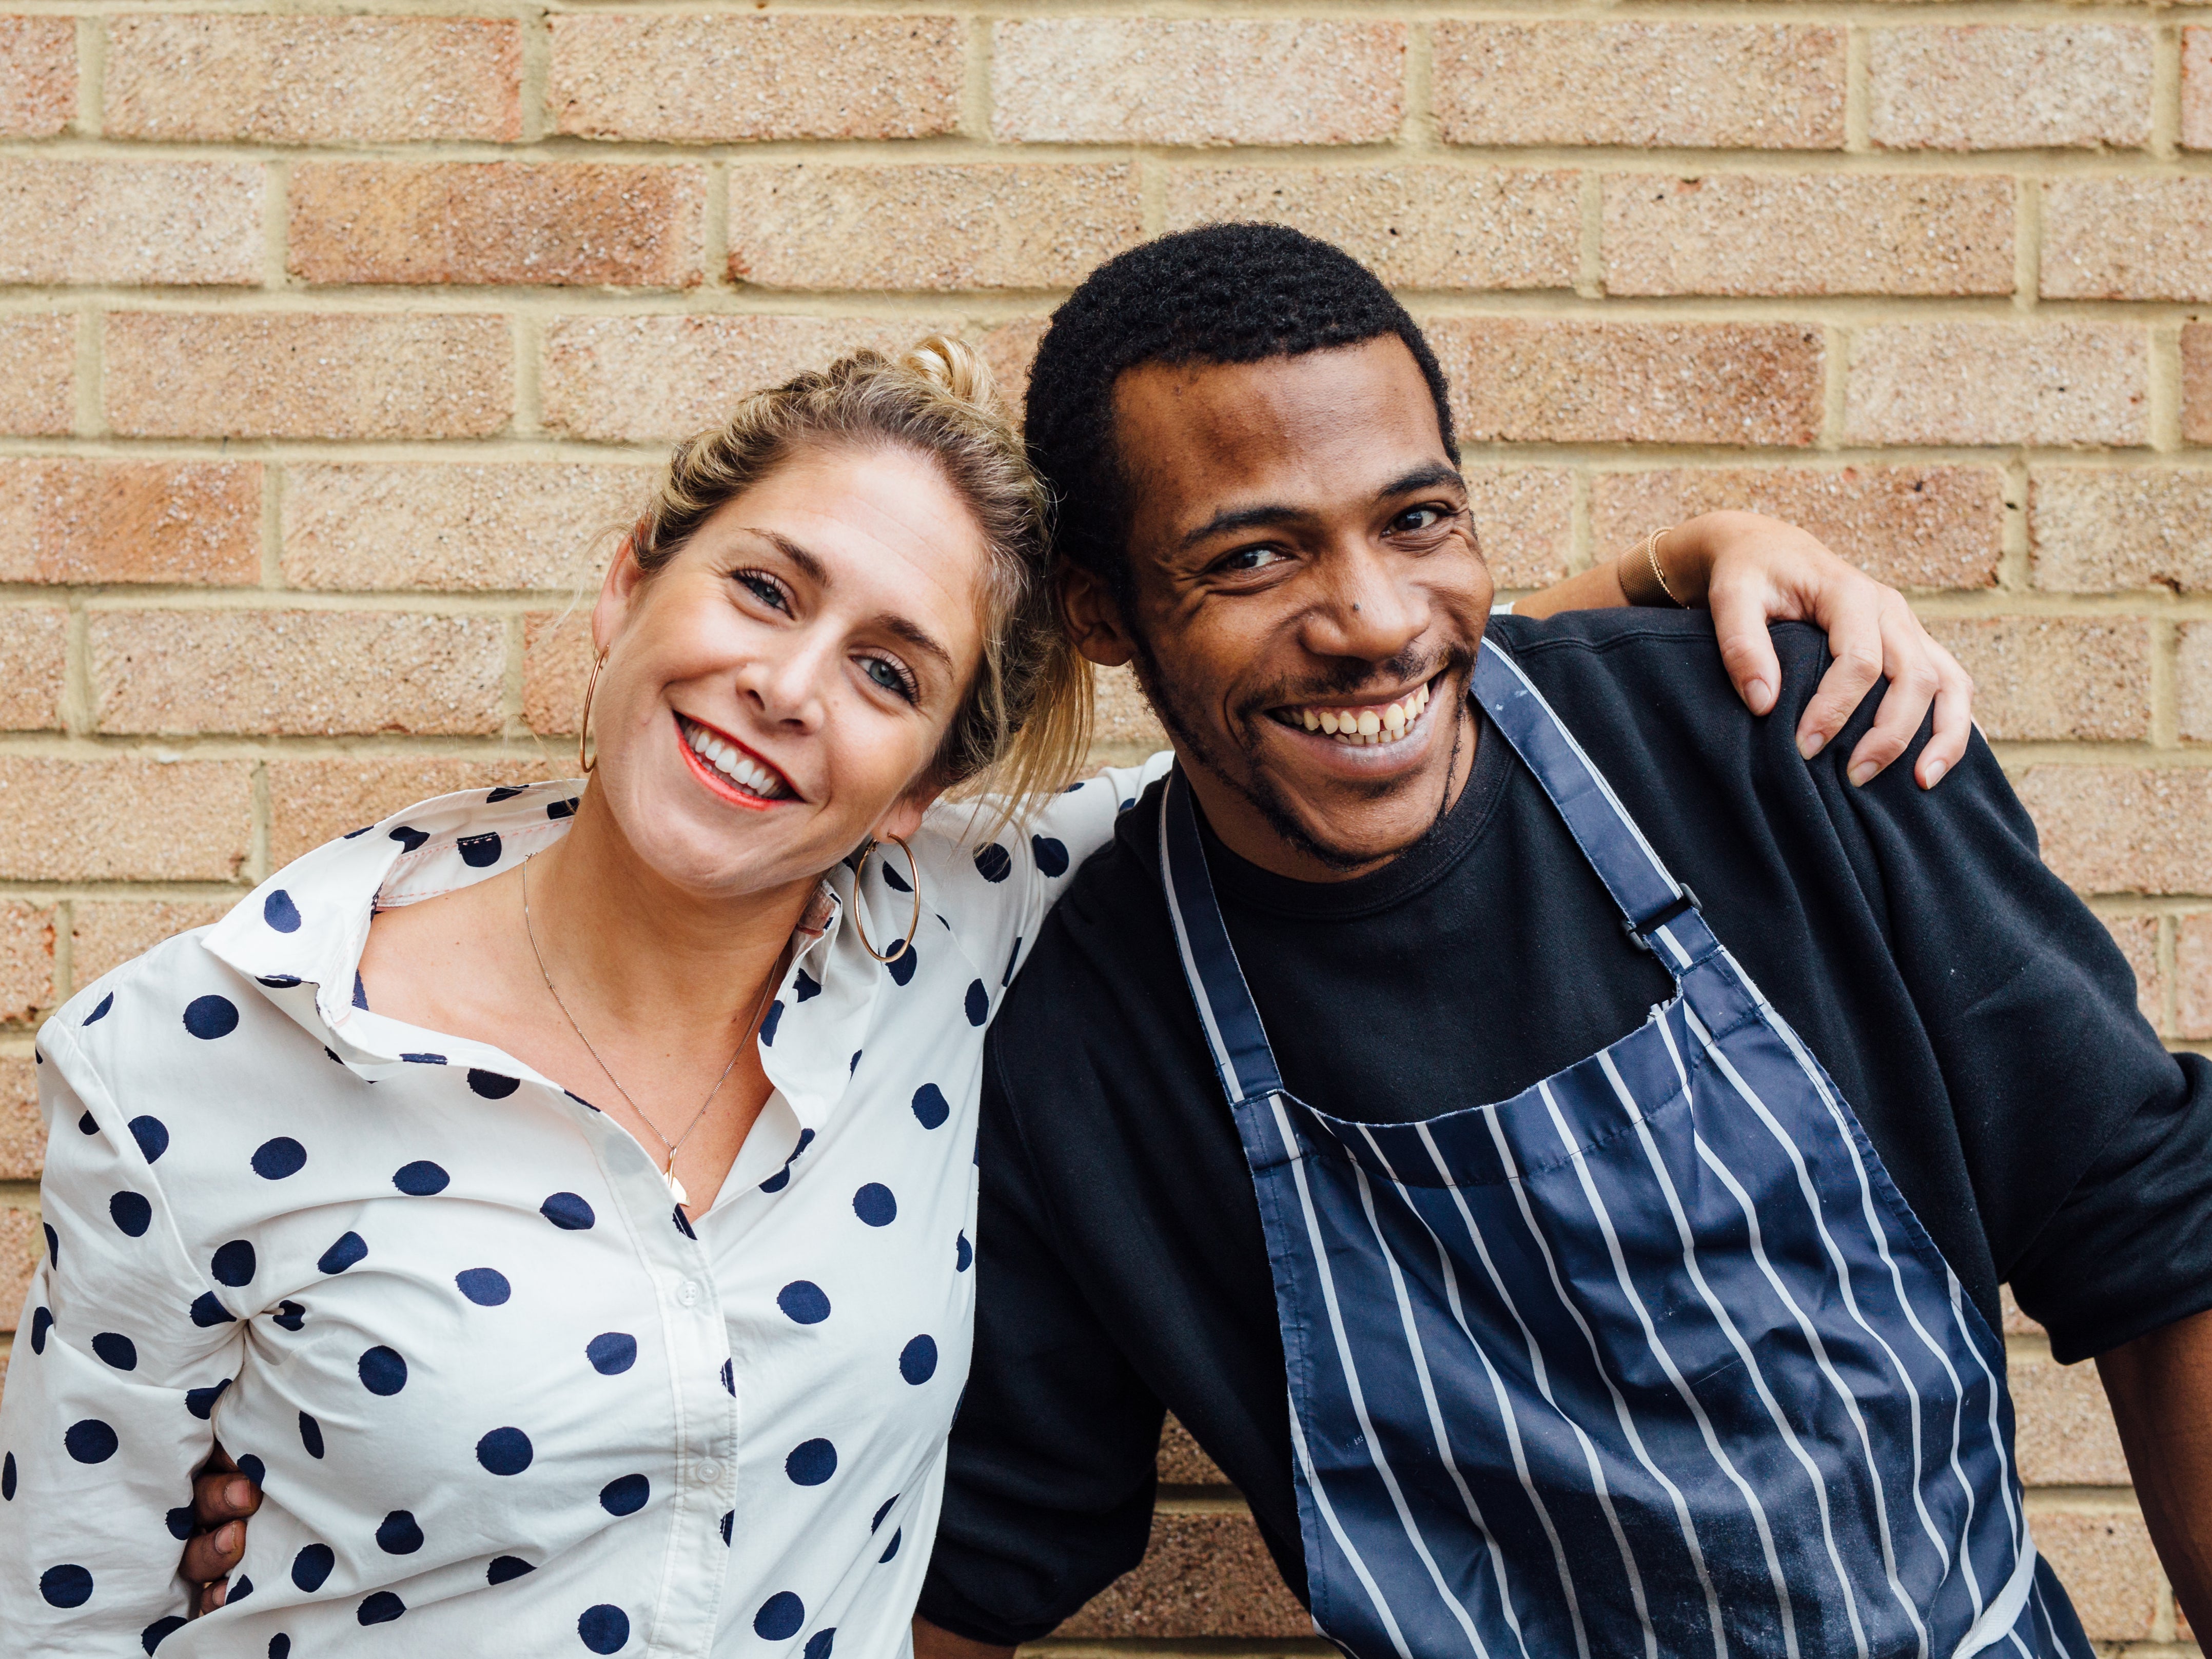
[1309,548,1427,662]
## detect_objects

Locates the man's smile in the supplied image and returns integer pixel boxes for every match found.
[1268,673,1439,749]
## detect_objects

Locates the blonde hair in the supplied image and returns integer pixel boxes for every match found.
[629,335,1091,821]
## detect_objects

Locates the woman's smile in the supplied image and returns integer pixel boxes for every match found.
[674,711,799,808]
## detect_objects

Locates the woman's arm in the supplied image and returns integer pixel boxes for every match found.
[1514,512,1974,790]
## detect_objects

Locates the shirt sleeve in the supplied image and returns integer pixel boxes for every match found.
[0,1021,245,1652]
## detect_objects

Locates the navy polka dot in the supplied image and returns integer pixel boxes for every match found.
[91,1332,136,1371]
[358,1591,405,1626]
[166,1506,191,1539]
[599,1473,649,1516]
[760,1000,784,1045]
[899,1335,938,1385]
[1032,835,1070,877]
[110,1192,152,1236]
[720,1510,733,1546]
[183,995,239,1040]
[269,1636,290,1659]
[376,1509,424,1554]
[870,1494,898,1532]
[794,970,822,1003]
[142,1614,187,1653]
[358,1346,407,1395]
[721,1359,734,1395]
[487,1555,534,1585]
[272,1299,305,1332]
[965,979,988,1026]
[318,1231,367,1274]
[262,890,302,934]
[40,1565,92,1608]
[458,831,503,868]
[804,1630,836,1659]
[549,795,578,820]
[256,974,301,989]
[587,1332,636,1375]
[579,1605,630,1653]
[393,1160,449,1196]
[65,1419,117,1464]
[777,1281,831,1325]
[190,1293,235,1328]
[879,1528,902,1563]
[879,857,910,894]
[83,993,113,1026]
[402,1052,446,1065]
[30,1305,50,1352]
[228,1575,255,1604]
[456,1268,511,1307]
[76,1111,96,1135]
[2,1453,14,1500]
[42,1220,55,1268]
[850,1050,863,1073]
[541,1191,594,1230]
[211,1239,256,1287]
[128,1115,169,1163]
[973,843,1013,883]
[389,825,429,853]
[477,1427,532,1475]
[672,1204,695,1240]
[886,941,920,986]
[910,1083,949,1130]
[251,1137,307,1180]
[852,1184,896,1227]
[760,1129,816,1193]
[468,1069,520,1099]
[299,1411,323,1459]
[291,1544,334,1592]
[956,1232,973,1272]
[185,1379,230,1420]
[237,1454,265,1488]
[1003,937,1022,986]
[785,1438,836,1486]
[352,973,369,1011]
[754,1593,805,1642]
[486,785,528,803]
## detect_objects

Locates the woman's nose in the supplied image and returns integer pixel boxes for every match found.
[737,635,833,729]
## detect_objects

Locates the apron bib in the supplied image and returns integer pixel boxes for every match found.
[1159,640,2090,1659]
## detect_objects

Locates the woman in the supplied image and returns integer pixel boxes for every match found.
[1,337,1969,1656]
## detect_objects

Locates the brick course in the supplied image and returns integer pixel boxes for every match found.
[1868,25,2154,151]
[0,459,260,586]
[0,160,262,288]
[0,16,74,138]
[1844,322,2148,448]
[0,608,65,733]
[0,315,75,438]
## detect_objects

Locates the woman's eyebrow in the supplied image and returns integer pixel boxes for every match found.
[740,527,829,586]
[737,525,955,681]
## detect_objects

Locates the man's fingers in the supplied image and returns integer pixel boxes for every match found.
[1707,580,1784,717]
[193,1467,259,1526]
[181,1522,244,1585]
[194,1576,227,1617]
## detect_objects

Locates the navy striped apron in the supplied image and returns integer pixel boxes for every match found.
[1158,640,2089,1659]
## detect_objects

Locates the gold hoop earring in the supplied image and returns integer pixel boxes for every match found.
[851,835,922,964]
[578,649,608,775]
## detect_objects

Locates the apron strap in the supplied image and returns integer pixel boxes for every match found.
[1158,770,1284,1107]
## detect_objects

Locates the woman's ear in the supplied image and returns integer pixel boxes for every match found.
[872,776,946,847]
[1059,564,1136,669]
[590,532,649,656]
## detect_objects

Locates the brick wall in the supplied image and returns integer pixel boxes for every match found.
[1,2,2206,1650]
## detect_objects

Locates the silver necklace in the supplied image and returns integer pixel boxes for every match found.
[520,853,780,1209]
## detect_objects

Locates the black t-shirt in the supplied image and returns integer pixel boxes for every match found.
[917,610,2212,1648]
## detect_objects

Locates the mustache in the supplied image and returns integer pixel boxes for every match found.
[1238,642,1473,719]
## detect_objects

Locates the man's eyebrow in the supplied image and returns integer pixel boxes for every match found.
[738,525,956,680]
[1177,464,1467,552]
[1378,462,1467,500]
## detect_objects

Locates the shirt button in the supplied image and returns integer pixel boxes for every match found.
[697,1459,721,1485]
[676,1280,699,1307]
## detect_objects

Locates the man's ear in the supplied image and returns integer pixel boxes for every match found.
[589,532,649,656]
[1059,563,1137,669]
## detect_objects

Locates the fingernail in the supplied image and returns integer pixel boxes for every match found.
[1849,760,1876,787]
[219,1522,241,1551]
[228,1478,251,1507]
[1799,732,1825,760]
[208,1581,226,1609]
[1923,760,1947,787]
[1748,678,1772,708]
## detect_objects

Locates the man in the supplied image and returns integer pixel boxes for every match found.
[912,226,2212,1656]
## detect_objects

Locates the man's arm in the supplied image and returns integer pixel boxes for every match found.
[2098,1308,2212,1634]
[914,1616,1014,1659]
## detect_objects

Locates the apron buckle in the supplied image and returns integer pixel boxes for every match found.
[1623,884,1701,952]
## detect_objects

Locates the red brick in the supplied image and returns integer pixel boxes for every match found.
[2186,27,2212,152]
[1466,468,1575,590]
[1845,322,2147,448]
[2181,623,2212,745]
[70,900,232,989]
[0,1058,38,1179]
[1429,321,1824,447]
[0,17,75,138]
[1592,466,2003,594]
[284,464,649,593]
[105,15,519,145]
[0,904,55,1026]
[0,160,260,287]
[727,164,1142,291]
[91,609,506,737]
[994,19,1402,146]
[0,759,250,881]
[1434,23,1845,150]
[551,15,958,143]
[2032,1508,2161,1640]
[2186,325,2212,447]
[0,1207,39,1333]
[2043,179,2212,302]
[1167,168,1578,292]
[2100,914,2163,1032]
[1158,1416,1230,1488]
[269,758,553,868]
[2013,768,2212,896]
[0,314,73,437]
[105,313,511,440]
[1870,25,2152,151]
[0,459,260,586]
[2031,468,2212,595]
[1603,174,2012,298]
[1057,1510,1308,1639]
[2178,913,2212,1040]
[0,610,63,732]
[2012,1348,2133,1487]
[524,610,595,738]
[290,163,703,289]
[1921,618,2149,743]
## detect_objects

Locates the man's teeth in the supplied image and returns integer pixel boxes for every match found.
[683,719,792,799]
[1292,682,1433,746]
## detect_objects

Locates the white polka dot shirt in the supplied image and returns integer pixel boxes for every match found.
[0,765,1165,1657]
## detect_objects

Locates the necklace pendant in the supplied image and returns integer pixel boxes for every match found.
[665,1166,690,1208]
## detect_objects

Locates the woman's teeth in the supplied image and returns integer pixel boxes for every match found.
[1287,682,1433,747]
[682,717,792,799]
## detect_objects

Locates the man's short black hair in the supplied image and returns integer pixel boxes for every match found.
[1024,222,1458,605]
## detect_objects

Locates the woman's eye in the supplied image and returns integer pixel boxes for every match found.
[861,657,917,702]
[735,571,790,613]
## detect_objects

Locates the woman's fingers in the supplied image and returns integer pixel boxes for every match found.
[1706,573,1785,717]
[1795,592,1887,763]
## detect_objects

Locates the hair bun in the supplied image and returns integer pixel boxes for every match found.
[900,334,999,414]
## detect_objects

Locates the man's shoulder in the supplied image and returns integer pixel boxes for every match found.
[1490,607,1827,702]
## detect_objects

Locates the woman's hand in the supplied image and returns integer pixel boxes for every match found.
[180,1439,258,1614]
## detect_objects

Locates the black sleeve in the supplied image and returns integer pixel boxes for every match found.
[917,1038,1166,1647]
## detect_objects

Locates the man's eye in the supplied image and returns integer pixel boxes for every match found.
[1392,506,1447,534]
[1219,546,1287,574]
[735,571,790,612]
[861,656,917,702]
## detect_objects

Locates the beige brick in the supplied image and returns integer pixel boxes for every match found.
[994,19,1401,146]
[1090,664,1166,759]
[541,314,927,444]
[106,16,519,145]
[2014,768,2212,896]
[1166,167,1578,293]
[727,164,1142,291]
[91,610,506,738]
[0,160,260,287]
[1845,322,2147,448]
[2099,913,2164,1031]
[0,315,74,438]
[2186,325,2212,448]
[269,758,555,868]
[2012,1348,2133,1488]
[0,759,250,882]
[1870,25,2152,151]
[1466,467,1575,590]
[285,465,649,594]
[1592,466,2003,594]
[551,15,958,143]
[105,313,511,441]
[69,900,232,989]
[524,610,595,738]
[1922,618,2149,743]
[0,610,63,733]
[2044,179,2212,302]
[2032,1509,2160,1641]
[290,163,702,289]
[0,905,55,1026]
[2031,469,2212,595]
[1603,174,2013,298]
[1058,1512,1309,1640]
[1157,1416,1229,1489]
[0,1207,38,1334]
[1430,321,1824,447]
[2178,913,2212,1039]
[0,17,75,138]
[978,318,1047,428]
[2182,623,2212,745]
[1434,23,1845,150]
[2187,27,2212,152]
[0,459,260,586]
[0,1058,37,1179]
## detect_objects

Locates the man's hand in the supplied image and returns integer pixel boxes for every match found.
[913,1616,1016,1658]
[180,1439,259,1615]
[2097,1307,2212,1635]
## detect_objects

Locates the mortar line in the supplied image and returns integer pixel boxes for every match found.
[1577,172,1602,299]
[73,12,101,137]
[2151,320,2184,455]
[262,456,284,589]
[2012,173,2038,313]
[71,304,101,439]
[520,2,552,147]
[249,758,270,885]
[963,9,993,146]
[1402,18,1434,155]
[1844,22,1870,155]
[1999,456,2029,595]
[262,158,289,291]
[2159,913,2181,1041]
[53,895,74,1006]
[2155,18,2183,163]
[2152,615,2179,750]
